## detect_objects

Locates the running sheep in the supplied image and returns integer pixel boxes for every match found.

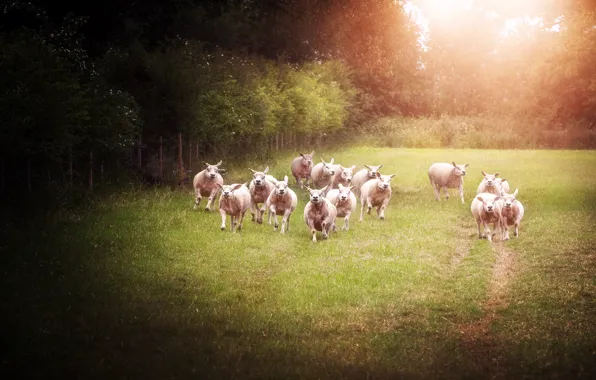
[290,151,314,189]
[428,162,469,204]
[471,192,504,242]
[359,173,396,221]
[264,175,298,233]
[329,164,356,189]
[304,186,337,242]
[310,157,336,189]
[351,165,383,197]
[248,166,276,224]
[217,183,251,233]
[499,189,524,240]
[325,184,357,231]
[193,161,224,211]
[477,171,502,195]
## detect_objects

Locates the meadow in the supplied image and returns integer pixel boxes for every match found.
[2,147,595,379]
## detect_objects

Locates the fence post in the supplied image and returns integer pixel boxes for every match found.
[89,151,93,191]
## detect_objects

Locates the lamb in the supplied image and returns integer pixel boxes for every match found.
[359,173,396,221]
[264,175,298,233]
[428,162,469,204]
[351,165,383,197]
[329,164,356,189]
[193,160,224,211]
[471,193,504,242]
[304,186,337,242]
[291,151,314,188]
[310,157,336,189]
[248,166,276,224]
[477,171,502,195]
[325,184,357,231]
[217,183,251,233]
[497,178,511,195]
[499,189,524,240]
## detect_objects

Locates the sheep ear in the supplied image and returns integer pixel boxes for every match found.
[300,153,305,157]
[310,151,315,156]
[202,161,209,167]
[284,175,288,183]
[249,168,256,174]
[216,160,223,166]
[321,185,329,195]
[476,196,484,202]
[495,172,500,177]
[452,162,457,167]
[389,174,396,179]
[231,183,243,190]
[349,185,355,191]
[501,178,507,182]
[464,164,469,167]
[264,166,269,174]
[338,183,344,190]
[481,171,487,176]
[513,189,518,197]
[494,196,501,201]
[329,158,334,164]
[376,172,381,178]
[216,183,224,189]
[364,165,371,170]
[350,165,356,171]
[305,186,313,194]
[378,164,383,170]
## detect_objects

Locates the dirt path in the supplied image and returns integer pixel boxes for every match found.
[457,243,517,379]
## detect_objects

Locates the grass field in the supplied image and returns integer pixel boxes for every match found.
[2,147,595,379]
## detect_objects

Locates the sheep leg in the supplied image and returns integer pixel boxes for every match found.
[237,210,247,232]
[484,222,492,242]
[514,221,519,237]
[257,205,265,224]
[250,200,257,222]
[503,223,510,241]
[476,219,483,239]
[194,189,202,210]
[231,215,237,233]
[295,175,303,189]
[459,184,465,204]
[379,199,390,220]
[205,189,218,211]
[359,199,366,222]
[307,220,317,242]
[321,221,329,239]
[443,186,450,200]
[286,213,291,232]
[432,181,440,201]
[268,205,276,226]
[273,212,280,231]
[219,209,227,231]
[280,209,292,234]
[343,213,351,231]
[367,201,373,215]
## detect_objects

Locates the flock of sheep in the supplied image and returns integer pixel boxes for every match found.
[192,153,524,242]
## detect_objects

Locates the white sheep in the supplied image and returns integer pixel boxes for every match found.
[428,162,469,204]
[291,151,314,188]
[217,183,251,233]
[359,173,396,221]
[193,160,224,211]
[310,157,336,189]
[477,171,502,195]
[248,166,276,224]
[304,186,337,242]
[329,164,356,189]
[325,184,357,231]
[499,189,524,240]
[471,193,504,242]
[351,165,383,197]
[264,175,298,233]
[497,178,511,195]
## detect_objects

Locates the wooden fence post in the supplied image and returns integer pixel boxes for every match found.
[89,151,93,191]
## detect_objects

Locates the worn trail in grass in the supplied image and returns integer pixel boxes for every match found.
[2,148,595,379]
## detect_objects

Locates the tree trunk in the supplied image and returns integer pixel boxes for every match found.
[276,133,279,151]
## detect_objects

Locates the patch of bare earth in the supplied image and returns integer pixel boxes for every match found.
[457,243,517,379]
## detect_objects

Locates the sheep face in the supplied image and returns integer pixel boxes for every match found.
[452,162,468,177]
[337,184,354,202]
[339,165,356,183]
[308,187,327,204]
[203,160,223,180]
[481,171,500,187]
[376,174,395,191]
[365,164,383,179]
[274,175,290,196]
[250,166,269,186]
[501,189,519,209]
[218,183,243,199]
[321,158,335,176]
[300,152,314,168]
[477,195,501,213]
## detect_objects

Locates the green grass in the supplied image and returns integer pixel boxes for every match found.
[2,148,595,379]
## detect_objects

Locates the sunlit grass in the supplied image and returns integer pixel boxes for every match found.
[2,148,595,379]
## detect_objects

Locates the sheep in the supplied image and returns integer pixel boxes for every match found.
[329,164,356,189]
[477,171,502,195]
[428,162,469,204]
[217,183,251,233]
[193,160,224,211]
[325,184,357,231]
[499,189,524,240]
[291,151,314,188]
[351,165,383,197]
[310,157,336,189]
[497,178,511,195]
[304,186,337,242]
[264,175,298,233]
[359,173,396,221]
[471,193,504,242]
[248,166,276,224]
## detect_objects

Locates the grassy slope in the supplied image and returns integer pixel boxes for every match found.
[1,148,595,379]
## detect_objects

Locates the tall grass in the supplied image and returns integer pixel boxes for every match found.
[1,148,595,379]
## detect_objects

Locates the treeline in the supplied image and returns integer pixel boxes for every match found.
[1,0,595,198]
